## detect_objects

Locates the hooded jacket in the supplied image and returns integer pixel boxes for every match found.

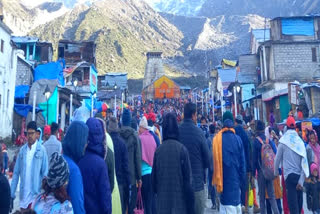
[62,121,88,214]
[120,126,142,185]
[78,118,112,214]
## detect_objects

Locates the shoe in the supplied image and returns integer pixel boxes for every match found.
[254,206,260,213]
[211,204,216,210]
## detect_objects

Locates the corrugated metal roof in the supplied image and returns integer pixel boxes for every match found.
[251,29,270,42]
[102,73,128,90]
[12,36,39,44]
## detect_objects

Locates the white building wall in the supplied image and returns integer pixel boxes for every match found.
[0,25,17,138]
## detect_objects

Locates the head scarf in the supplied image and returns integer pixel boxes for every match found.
[308,130,320,172]
[86,118,106,158]
[72,106,90,123]
[47,152,69,189]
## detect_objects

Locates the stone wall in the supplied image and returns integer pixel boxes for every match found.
[272,43,320,81]
[143,55,164,88]
[15,58,32,86]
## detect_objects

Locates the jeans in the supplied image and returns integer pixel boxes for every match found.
[194,189,206,214]
[141,174,154,214]
[119,184,129,214]
[257,170,279,214]
[128,184,137,214]
[285,173,303,214]
[266,199,282,214]
[208,170,216,206]
[314,209,320,214]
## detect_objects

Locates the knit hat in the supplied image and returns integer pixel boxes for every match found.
[139,116,148,129]
[222,111,234,122]
[108,117,119,133]
[287,116,296,128]
[310,163,318,174]
[256,120,265,132]
[235,115,243,122]
[47,152,69,189]
[122,109,131,127]
[44,125,51,135]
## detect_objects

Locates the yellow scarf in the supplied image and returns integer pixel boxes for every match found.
[212,127,235,193]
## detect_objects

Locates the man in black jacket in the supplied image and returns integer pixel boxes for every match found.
[179,103,210,214]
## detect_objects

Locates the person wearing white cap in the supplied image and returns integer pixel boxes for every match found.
[138,116,157,214]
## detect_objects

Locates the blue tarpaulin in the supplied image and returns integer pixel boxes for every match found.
[15,85,30,98]
[34,62,64,86]
[281,18,314,36]
[14,104,42,117]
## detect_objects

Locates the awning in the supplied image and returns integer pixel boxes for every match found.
[14,104,42,118]
[262,88,288,102]
[15,85,30,98]
[242,94,262,103]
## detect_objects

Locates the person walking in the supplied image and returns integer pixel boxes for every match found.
[62,121,88,214]
[108,117,130,214]
[11,121,48,212]
[179,103,210,214]
[0,151,10,214]
[305,162,320,214]
[152,113,193,214]
[212,111,246,213]
[43,122,62,159]
[78,118,112,214]
[138,116,157,214]
[206,124,216,210]
[274,116,309,214]
[252,120,279,214]
[119,109,142,214]
[234,115,251,211]
[32,152,73,214]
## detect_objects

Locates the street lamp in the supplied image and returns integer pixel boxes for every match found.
[44,85,51,125]
[114,83,117,90]
[236,85,241,93]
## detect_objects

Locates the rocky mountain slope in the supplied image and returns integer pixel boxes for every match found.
[0,0,68,35]
[30,0,183,78]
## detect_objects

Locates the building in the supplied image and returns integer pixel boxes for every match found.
[59,40,97,97]
[0,18,17,138]
[143,52,165,89]
[250,29,270,54]
[15,54,33,86]
[258,16,320,122]
[11,36,53,64]
[98,73,128,102]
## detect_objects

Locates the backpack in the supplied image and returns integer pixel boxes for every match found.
[257,137,276,180]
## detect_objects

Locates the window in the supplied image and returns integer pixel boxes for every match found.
[312,47,317,62]
[1,40,4,53]
[7,90,9,108]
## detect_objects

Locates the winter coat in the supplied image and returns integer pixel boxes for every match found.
[305,177,320,211]
[220,120,246,206]
[0,173,10,214]
[78,119,112,214]
[206,134,214,171]
[110,132,130,187]
[63,155,85,214]
[149,130,160,147]
[119,126,142,185]
[235,124,251,172]
[152,139,192,214]
[179,119,210,191]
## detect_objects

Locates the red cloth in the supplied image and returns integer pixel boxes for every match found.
[44,125,51,135]
[286,116,296,128]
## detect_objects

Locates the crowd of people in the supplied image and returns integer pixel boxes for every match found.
[0,100,320,214]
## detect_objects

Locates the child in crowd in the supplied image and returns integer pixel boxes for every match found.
[305,163,320,214]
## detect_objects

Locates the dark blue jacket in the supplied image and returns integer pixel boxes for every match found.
[149,130,160,147]
[220,120,246,206]
[110,132,130,187]
[179,119,210,191]
[78,118,112,214]
[235,125,251,172]
[252,133,277,175]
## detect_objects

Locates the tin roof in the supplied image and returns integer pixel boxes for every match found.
[11,36,39,44]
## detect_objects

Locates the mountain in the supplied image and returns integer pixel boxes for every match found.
[144,0,205,17]
[199,0,320,18]
[30,0,183,78]
[0,0,68,35]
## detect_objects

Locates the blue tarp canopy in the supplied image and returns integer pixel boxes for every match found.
[34,62,64,86]
[296,118,320,126]
[14,104,42,118]
[15,85,30,98]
